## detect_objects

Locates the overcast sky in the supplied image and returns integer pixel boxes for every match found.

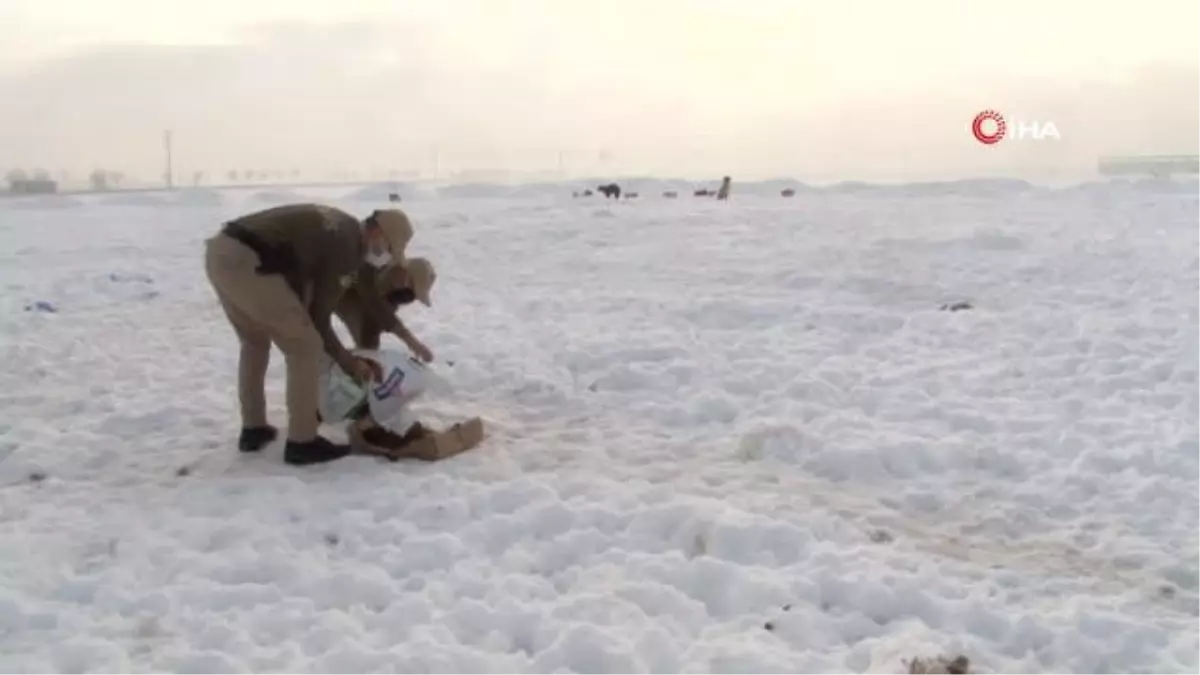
[0,0,1196,182]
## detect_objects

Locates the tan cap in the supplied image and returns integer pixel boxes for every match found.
[404,257,436,307]
[371,209,414,262]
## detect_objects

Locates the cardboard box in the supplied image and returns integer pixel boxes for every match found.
[351,417,485,462]
[401,417,485,461]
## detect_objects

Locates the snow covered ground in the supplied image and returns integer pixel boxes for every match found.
[0,180,1196,673]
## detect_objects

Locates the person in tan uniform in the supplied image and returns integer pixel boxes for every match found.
[716,176,732,200]
[332,256,439,455]
[333,257,437,359]
[204,204,417,466]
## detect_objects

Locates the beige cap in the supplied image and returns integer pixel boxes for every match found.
[404,257,436,307]
[371,209,414,262]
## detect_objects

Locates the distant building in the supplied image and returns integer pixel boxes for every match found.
[1097,155,1199,178]
[8,177,58,194]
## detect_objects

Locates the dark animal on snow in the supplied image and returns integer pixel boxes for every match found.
[694,188,712,197]
[663,191,678,198]
[624,192,639,199]
[597,183,621,199]
[781,189,795,197]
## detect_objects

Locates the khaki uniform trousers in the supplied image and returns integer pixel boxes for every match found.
[204,233,323,442]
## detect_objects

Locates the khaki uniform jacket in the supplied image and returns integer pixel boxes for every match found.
[223,203,401,372]
[333,271,400,349]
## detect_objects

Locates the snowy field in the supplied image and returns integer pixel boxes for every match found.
[0,180,1197,673]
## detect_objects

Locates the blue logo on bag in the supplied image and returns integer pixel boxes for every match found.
[373,367,405,399]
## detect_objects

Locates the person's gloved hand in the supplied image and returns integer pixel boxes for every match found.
[349,356,383,384]
[408,340,434,363]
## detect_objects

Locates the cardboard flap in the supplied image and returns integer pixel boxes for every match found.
[352,417,485,462]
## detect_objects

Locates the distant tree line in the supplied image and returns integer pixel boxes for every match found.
[6,167,422,192]
[88,169,126,190]
[5,168,53,186]
[2,168,128,192]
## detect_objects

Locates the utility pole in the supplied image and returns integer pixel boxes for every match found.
[163,130,174,190]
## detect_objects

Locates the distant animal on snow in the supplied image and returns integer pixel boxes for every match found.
[388,192,401,203]
[694,188,712,197]
[939,301,973,312]
[663,191,678,198]
[597,183,621,199]
[624,192,639,199]
[781,189,795,197]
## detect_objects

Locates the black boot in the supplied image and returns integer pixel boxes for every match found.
[238,425,278,452]
[284,436,352,466]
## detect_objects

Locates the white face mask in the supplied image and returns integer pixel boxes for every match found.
[365,248,392,269]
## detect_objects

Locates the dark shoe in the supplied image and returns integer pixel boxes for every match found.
[284,436,352,466]
[238,425,278,452]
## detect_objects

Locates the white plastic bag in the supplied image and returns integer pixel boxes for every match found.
[318,349,430,430]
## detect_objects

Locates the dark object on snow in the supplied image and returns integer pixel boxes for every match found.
[388,193,401,203]
[716,176,731,200]
[582,189,593,196]
[694,188,713,197]
[663,191,678,198]
[869,529,894,543]
[109,272,154,284]
[176,466,191,477]
[945,657,971,675]
[24,301,57,313]
[324,533,340,546]
[781,188,796,197]
[28,471,47,483]
[597,183,621,199]
[763,621,775,631]
[905,655,971,674]
[939,301,973,312]
[624,192,639,199]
